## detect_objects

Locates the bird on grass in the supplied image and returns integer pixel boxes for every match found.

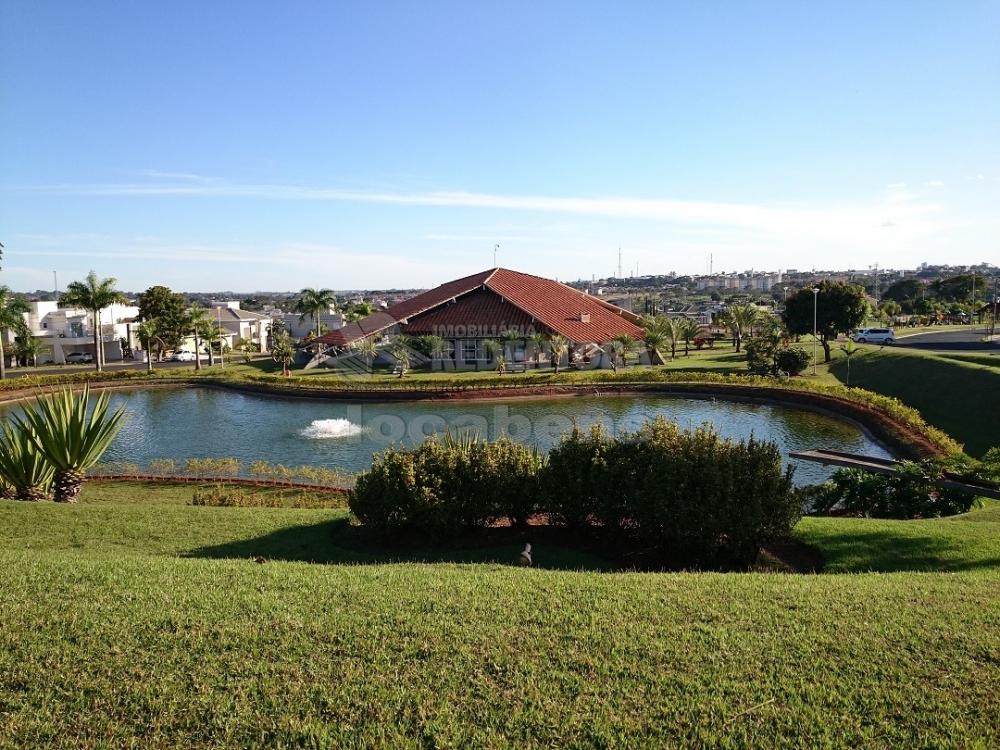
[518,543,532,567]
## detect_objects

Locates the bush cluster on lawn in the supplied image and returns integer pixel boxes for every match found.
[349,434,543,535]
[806,461,977,519]
[349,418,800,568]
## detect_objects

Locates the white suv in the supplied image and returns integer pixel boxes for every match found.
[851,327,895,344]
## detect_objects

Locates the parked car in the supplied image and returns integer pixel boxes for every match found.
[851,328,896,344]
[170,350,197,362]
[64,352,94,364]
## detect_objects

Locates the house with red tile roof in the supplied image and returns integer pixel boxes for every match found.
[310,268,646,370]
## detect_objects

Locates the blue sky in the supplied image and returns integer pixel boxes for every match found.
[1,1,998,292]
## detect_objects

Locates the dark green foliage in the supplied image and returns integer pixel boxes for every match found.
[542,418,799,568]
[137,285,188,353]
[783,281,868,362]
[809,461,977,519]
[349,434,543,537]
[774,347,811,376]
[353,418,800,568]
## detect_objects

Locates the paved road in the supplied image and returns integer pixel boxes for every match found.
[895,329,999,352]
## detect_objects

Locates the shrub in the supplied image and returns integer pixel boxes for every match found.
[775,347,811,376]
[184,457,240,477]
[809,461,976,519]
[542,417,799,567]
[349,434,543,537]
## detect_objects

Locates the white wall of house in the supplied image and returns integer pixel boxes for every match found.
[6,300,139,365]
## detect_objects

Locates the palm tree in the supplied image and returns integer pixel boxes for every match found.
[351,336,379,373]
[200,321,224,367]
[0,421,54,500]
[482,338,502,367]
[528,332,548,369]
[678,319,702,357]
[16,385,126,502]
[611,334,636,370]
[271,331,296,376]
[187,304,209,371]
[136,319,164,373]
[724,303,759,353]
[641,328,667,365]
[389,337,411,378]
[295,288,337,338]
[421,335,449,371]
[662,317,683,360]
[547,334,569,374]
[59,271,128,372]
[0,286,30,380]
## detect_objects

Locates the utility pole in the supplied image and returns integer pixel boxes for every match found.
[493,243,500,267]
[812,287,820,376]
[53,270,58,296]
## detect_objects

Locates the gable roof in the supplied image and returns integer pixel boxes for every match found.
[310,267,643,348]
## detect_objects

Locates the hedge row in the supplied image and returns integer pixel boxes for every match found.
[349,418,800,569]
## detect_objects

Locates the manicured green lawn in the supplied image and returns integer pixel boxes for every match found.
[1,483,998,748]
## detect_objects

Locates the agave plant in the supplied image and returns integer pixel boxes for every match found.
[0,422,54,501]
[15,385,126,502]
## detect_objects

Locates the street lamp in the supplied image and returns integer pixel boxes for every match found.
[812,287,820,376]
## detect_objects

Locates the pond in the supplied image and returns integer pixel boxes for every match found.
[16,386,892,486]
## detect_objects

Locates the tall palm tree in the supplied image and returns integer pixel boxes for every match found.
[271,331,296,376]
[641,329,666,365]
[662,317,683,360]
[547,334,569,374]
[0,286,30,380]
[16,385,126,502]
[678,319,702,357]
[725,303,759,353]
[296,288,337,338]
[187,304,210,371]
[59,271,128,372]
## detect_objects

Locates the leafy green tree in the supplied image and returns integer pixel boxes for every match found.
[931,274,986,303]
[344,301,376,322]
[0,286,30,379]
[296,288,337,338]
[14,336,43,367]
[60,272,129,372]
[136,285,188,357]
[783,281,868,363]
[16,385,126,502]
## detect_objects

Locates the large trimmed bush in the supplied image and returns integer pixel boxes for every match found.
[349,434,543,537]
[542,418,799,568]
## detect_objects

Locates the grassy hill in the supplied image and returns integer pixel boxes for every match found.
[825,346,1000,456]
[0,483,998,748]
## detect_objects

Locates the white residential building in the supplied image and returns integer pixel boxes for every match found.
[6,300,140,365]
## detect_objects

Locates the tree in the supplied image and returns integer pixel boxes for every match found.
[14,336,43,367]
[136,286,188,357]
[136,319,164,373]
[296,288,337,338]
[0,287,30,379]
[16,385,126,502]
[611,334,636,370]
[344,301,376,323]
[351,336,379,373]
[678,319,701,357]
[662,317,683,360]
[420,335,448,371]
[880,300,902,319]
[271,331,296,376]
[783,281,868,363]
[389,337,411,378]
[724,304,759,353]
[547,334,569,374]
[187,304,210,371]
[59,272,128,372]
[528,332,548,368]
